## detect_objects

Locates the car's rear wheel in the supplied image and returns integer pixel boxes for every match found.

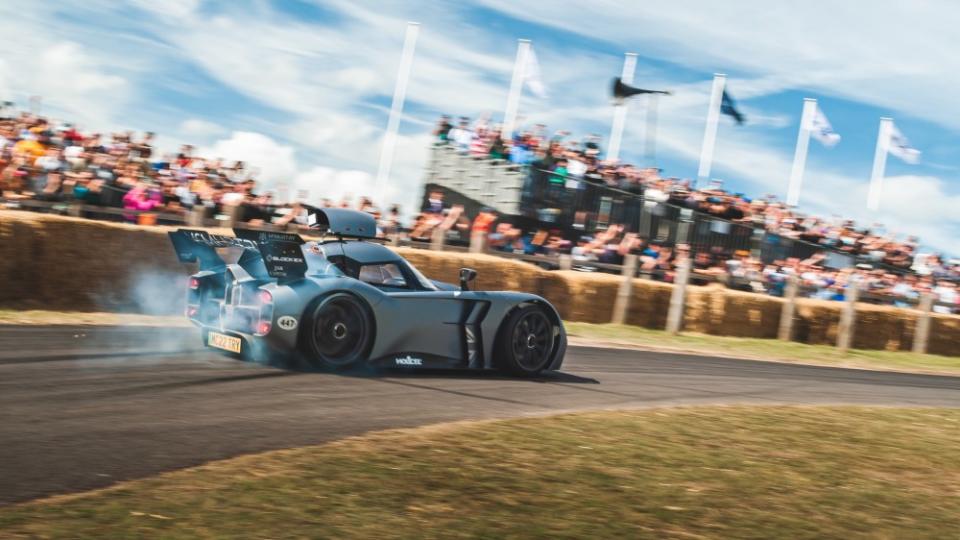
[496,305,556,376]
[304,293,373,369]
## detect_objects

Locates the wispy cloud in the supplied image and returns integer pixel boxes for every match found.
[0,1,956,253]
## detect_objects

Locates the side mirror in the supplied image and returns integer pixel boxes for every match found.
[459,267,478,291]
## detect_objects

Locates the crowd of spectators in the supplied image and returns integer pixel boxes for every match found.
[1,104,957,312]
[0,108,409,233]
[433,114,960,312]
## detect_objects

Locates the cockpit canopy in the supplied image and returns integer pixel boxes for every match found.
[302,240,437,291]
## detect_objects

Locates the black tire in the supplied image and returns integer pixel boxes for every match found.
[495,305,556,377]
[303,293,374,369]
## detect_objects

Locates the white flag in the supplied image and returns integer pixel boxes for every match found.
[523,47,547,99]
[808,107,840,147]
[887,122,920,164]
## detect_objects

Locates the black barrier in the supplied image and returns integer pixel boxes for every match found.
[519,168,916,274]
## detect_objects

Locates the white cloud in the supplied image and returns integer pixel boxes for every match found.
[179,118,226,139]
[475,0,960,130]
[293,167,377,206]
[203,131,298,185]
[1,1,957,253]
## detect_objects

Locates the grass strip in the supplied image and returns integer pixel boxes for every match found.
[567,322,960,375]
[1,406,958,539]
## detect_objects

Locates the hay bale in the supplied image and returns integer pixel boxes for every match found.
[3,210,960,356]
[793,298,842,346]
[626,278,673,329]
[927,314,960,356]
[714,288,784,339]
[852,303,916,352]
[0,210,187,311]
[542,271,621,323]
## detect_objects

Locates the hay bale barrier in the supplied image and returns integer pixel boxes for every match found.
[1,210,959,355]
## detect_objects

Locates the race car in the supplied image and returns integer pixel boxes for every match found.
[168,207,566,376]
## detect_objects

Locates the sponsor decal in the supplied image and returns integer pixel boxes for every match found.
[269,255,305,263]
[186,231,257,250]
[277,316,298,331]
[394,355,423,366]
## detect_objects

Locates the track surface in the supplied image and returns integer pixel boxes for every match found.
[1,325,958,505]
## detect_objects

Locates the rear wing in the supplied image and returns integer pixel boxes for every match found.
[168,228,307,281]
[233,229,307,280]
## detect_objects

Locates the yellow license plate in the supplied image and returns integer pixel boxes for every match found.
[208,332,242,353]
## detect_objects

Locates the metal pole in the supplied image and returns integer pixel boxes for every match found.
[912,293,934,354]
[612,254,638,324]
[777,273,799,341]
[786,98,816,207]
[644,93,660,166]
[837,277,860,352]
[696,74,726,186]
[375,21,420,191]
[606,52,638,163]
[665,258,691,334]
[430,226,445,252]
[867,117,892,211]
[501,39,531,141]
[469,229,485,254]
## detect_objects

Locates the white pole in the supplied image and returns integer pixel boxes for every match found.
[786,98,817,207]
[606,52,638,163]
[644,93,660,166]
[867,117,892,211]
[696,73,726,186]
[375,22,420,191]
[501,39,531,141]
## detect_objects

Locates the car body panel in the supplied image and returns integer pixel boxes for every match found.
[170,210,566,373]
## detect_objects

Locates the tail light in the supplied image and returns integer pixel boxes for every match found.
[254,287,274,336]
[186,276,201,320]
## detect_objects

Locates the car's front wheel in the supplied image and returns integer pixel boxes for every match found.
[303,293,374,369]
[496,305,556,377]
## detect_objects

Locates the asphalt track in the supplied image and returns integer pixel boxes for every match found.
[1,325,958,506]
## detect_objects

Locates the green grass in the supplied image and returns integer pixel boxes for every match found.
[1,407,959,539]
[567,322,960,375]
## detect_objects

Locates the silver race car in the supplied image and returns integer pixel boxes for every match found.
[168,208,566,376]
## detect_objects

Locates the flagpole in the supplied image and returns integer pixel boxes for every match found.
[606,52,637,163]
[867,117,892,211]
[696,73,726,186]
[375,21,420,191]
[644,93,659,166]
[786,98,817,207]
[501,39,531,141]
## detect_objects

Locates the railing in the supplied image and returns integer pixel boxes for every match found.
[517,168,914,275]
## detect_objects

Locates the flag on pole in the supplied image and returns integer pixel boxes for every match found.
[524,46,547,99]
[809,107,840,147]
[887,122,921,164]
[720,89,745,124]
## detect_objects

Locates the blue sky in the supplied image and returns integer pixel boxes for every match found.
[1,1,958,254]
